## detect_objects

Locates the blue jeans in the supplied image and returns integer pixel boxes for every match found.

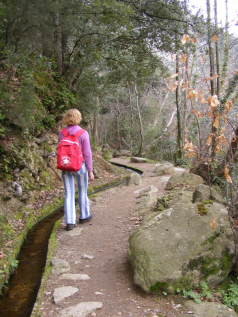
[62,164,91,224]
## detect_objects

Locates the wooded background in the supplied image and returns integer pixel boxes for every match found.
[0,0,237,184]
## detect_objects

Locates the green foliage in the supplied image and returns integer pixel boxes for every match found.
[180,289,202,303]
[222,282,238,311]
[176,281,213,304]
[0,52,79,136]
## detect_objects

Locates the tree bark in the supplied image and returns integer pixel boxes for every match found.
[55,11,63,74]
[221,0,229,90]
[207,0,215,96]
[176,53,182,160]
[214,0,220,97]
[134,83,144,156]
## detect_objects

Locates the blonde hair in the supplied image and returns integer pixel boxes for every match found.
[62,108,82,126]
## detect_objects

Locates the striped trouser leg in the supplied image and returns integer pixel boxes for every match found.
[76,164,91,220]
[62,171,76,224]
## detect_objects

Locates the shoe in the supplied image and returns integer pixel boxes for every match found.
[66,224,75,231]
[79,216,92,224]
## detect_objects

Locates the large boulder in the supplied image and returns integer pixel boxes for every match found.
[128,190,235,293]
[166,172,204,190]
[153,162,175,176]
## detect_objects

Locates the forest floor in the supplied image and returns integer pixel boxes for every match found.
[38,158,190,317]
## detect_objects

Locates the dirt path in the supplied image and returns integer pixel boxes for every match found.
[39,159,185,317]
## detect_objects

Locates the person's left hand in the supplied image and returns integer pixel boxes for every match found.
[89,171,94,182]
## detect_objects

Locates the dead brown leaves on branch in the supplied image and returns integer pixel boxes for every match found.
[169,33,236,186]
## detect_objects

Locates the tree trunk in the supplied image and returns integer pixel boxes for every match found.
[207,0,217,159]
[128,85,134,152]
[214,0,220,97]
[134,83,144,156]
[176,53,182,161]
[221,0,229,90]
[207,0,215,95]
[55,11,63,74]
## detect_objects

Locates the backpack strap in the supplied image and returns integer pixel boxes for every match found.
[60,128,85,138]
[61,128,69,137]
[75,128,85,138]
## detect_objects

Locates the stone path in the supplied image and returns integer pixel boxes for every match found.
[37,159,187,317]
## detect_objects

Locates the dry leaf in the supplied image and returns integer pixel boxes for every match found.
[210,218,218,230]
[216,135,228,145]
[204,74,219,82]
[206,135,212,146]
[191,37,197,43]
[179,54,188,63]
[224,166,232,183]
[168,81,179,91]
[211,34,219,41]
[200,97,208,104]
[208,95,219,108]
[191,109,204,118]
[184,139,197,158]
[181,34,191,44]
[213,116,220,129]
[215,144,222,152]
[187,89,198,99]
[224,100,233,113]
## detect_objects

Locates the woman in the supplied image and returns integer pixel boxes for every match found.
[59,108,94,231]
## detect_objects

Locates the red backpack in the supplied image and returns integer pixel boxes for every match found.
[57,128,85,171]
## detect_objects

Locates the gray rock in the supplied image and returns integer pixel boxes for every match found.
[135,185,158,217]
[210,187,225,204]
[193,184,225,204]
[127,173,142,186]
[153,163,175,176]
[12,182,23,197]
[60,273,90,281]
[185,301,238,317]
[193,184,211,202]
[53,286,79,304]
[130,157,148,163]
[166,172,204,190]
[129,190,235,293]
[59,302,103,317]
[51,258,70,275]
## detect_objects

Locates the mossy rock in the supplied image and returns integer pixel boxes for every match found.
[166,172,204,190]
[129,191,234,293]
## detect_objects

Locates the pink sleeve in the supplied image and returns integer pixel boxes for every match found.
[80,131,93,171]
